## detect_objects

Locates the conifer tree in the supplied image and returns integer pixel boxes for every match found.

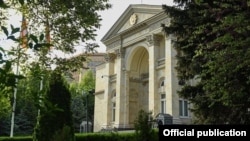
[34,70,74,141]
[163,0,250,124]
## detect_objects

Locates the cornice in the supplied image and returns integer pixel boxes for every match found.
[104,13,169,51]
[101,4,163,43]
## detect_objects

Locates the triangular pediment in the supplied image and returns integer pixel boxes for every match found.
[101,4,163,43]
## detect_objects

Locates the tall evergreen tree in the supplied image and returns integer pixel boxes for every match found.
[163,0,250,124]
[34,70,74,141]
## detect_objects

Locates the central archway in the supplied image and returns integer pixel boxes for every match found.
[127,46,149,127]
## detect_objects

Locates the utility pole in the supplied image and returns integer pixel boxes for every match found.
[10,45,20,137]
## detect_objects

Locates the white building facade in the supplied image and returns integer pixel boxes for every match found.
[94,4,192,132]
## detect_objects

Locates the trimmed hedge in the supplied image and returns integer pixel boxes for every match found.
[0,136,32,141]
[75,132,135,141]
[0,131,158,141]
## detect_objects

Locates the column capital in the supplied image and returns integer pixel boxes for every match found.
[104,53,116,62]
[146,34,162,47]
[165,34,176,41]
[115,48,125,58]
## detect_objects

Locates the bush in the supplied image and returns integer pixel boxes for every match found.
[51,125,75,141]
[0,130,158,141]
[75,132,135,141]
[134,110,156,141]
[34,72,74,141]
[0,136,32,141]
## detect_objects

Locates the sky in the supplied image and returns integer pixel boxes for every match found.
[1,0,175,56]
[95,0,175,53]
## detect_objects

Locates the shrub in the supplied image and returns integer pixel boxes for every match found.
[33,71,74,141]
[51,125,75,141]
[134,110,155,141]
[0,136,32,141]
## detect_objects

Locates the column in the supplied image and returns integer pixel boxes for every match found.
[146,34,161,116]
[114,48,129,129]
[164,34,178,117]
[102,53,115,127]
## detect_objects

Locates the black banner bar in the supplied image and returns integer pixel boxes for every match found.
[159,125,249,140]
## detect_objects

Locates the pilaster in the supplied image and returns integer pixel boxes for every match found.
[164,34,177,116]
[102,53,115,127]
[115,48,129,129]
[146,34,161,116]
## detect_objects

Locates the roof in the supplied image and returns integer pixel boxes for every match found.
[101,4,164,43]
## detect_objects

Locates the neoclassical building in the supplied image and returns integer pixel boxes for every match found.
[94,4,192,132]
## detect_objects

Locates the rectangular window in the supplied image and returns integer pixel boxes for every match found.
[179,99,189,117]
[184,101,188,116]
[160,94,166,113]
[112,103,116,121]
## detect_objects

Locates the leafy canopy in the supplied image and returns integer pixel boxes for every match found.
[163,0,250,124]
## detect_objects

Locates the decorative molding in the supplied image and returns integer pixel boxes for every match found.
[129,13,138,25]
[107,40,121,50]
[129,77,141,83]
[146,34,162,47]
[110,74,117,83]
[115,48,125,58]
[104,53,116,62]
[149,18,170,31]
[94,90,105,95]
[157,58,165,67]
[140,73,149,80]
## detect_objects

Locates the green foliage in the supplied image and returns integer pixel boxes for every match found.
[11,0,111,53]
[78,70,95,92]
[0,115,11,136]
[163,0,250,124]
[34,71,74,141]
[71,95,85,132]
[68,69,96,132]
[133,110,155,141]
[51,125,75,141]
[0,132,157,141]
[1,0,110,137]
[75,132,140,141]
[0,92,11,117]
[0,136,32,141]
[0,25,24,92]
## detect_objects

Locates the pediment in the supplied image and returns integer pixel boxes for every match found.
[101,4,163,44]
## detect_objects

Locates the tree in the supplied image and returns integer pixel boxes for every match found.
[1,0,111,137]
[12,62,47,135]
[78,70,95,92]
[69,70,95,132]
[79,70,95,130]
[162,0,250,124]
[0,63,12,118]
[134,110,156,141]
[71,95,85,133]
[34,70,74,141]
[13,0,111,53]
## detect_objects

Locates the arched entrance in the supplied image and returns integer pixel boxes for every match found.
[127,47,149,126]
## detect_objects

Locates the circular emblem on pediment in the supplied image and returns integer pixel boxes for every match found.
[130,13,137,25]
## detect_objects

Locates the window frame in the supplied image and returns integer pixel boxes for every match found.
[179,99,189,117]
